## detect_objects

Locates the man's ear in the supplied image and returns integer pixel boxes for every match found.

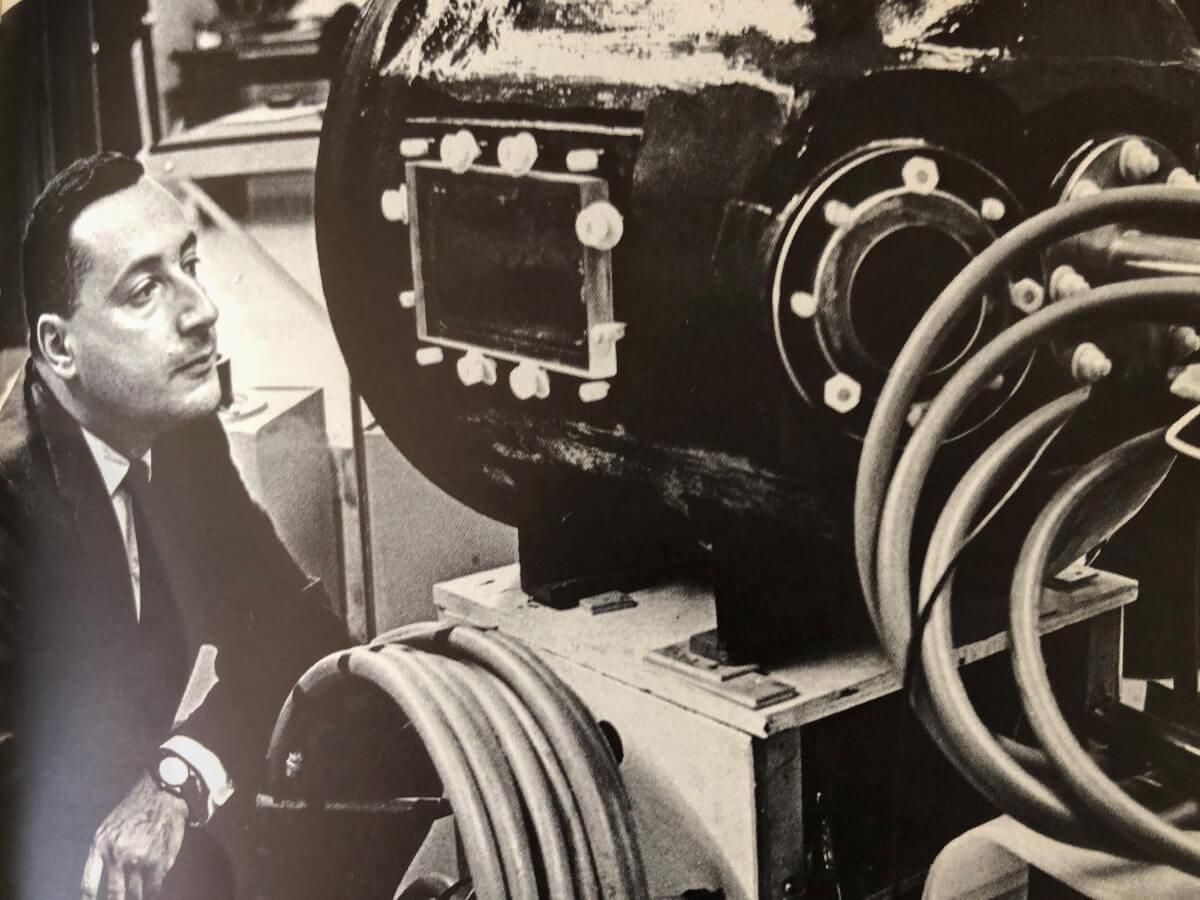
[36,314,77,378]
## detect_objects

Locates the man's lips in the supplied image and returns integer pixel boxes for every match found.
[175,348,216,375]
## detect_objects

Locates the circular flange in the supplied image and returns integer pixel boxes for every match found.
[771,141,1030,439]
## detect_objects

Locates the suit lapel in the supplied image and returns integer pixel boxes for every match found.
[26,371,137,624]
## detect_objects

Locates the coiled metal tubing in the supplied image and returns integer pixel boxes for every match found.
[265,624,648,898]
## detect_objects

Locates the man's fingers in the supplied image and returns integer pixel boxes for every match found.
[80,845,104,900]
[144,866,166,900]
[125,867,144,900]
[102,859,126,900]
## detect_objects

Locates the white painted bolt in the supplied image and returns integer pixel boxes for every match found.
[1170,325,1200,358]
[1049,265,1090,300]
[566,149,602,172]
[907,402,928,428]
[823,372,861,414]
[456,351,497,387]
[1168,167,1200,189]
[285,751,304,781]
[497,132,539,177]
[1070,178,1101,201]
[1071,342,1112,384]
[579,381,611,403]
[440,130,481,174]
[901,156,940,194]
[415,347,444,366]
[401,137,432,158]
[1010,277,1045,314]
[980,197,1006,222]
[987,373,1006,391]
[789,290,818,319]
[576,201,624,251]
[823,200,853,227]
[380,186,409,223]
[510,362,550,400]
[1118,138,1160,183]
[590,322,627,345]
[399,290,416,309]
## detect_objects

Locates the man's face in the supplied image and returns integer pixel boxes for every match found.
[59,177,220,439]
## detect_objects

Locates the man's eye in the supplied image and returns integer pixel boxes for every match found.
[129,278,161,305]
[183,257,201,277]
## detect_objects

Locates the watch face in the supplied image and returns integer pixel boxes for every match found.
[158,755,190,788]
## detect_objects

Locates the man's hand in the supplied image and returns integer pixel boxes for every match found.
[80,772,188,900]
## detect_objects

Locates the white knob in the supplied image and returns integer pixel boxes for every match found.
[415,347,444,366]
[440,130,481,174]
[576,201,624,251]
[1070,342,1112,384]
[380,186,409,223]
[498,132,539,177]
[824,373,861,414]
[589,322,627,345]
[401,138,431,158]
[510,362,550,400]
[1049,265,1090,300]
[980,197,1006,222]
[566,149,601,173]
[457,352,497,387]
[1119,138,1160,182]
[902,156,939,194]
[1010,277,1045,314]
[579,381,610,403]
[399,290,416,309]
[789,291,818,319]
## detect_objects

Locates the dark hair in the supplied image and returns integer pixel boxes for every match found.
[21,152,145,355]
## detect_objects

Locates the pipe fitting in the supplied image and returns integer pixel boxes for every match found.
[1070,342,1112,384]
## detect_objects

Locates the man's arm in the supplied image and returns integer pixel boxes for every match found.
[167,418,347,793]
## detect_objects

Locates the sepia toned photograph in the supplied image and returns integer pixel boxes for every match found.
[4,1,1200,897]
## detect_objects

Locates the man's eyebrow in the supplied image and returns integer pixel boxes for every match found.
[110,230,198,292]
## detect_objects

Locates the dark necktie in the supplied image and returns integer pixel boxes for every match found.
[121,458,165,625]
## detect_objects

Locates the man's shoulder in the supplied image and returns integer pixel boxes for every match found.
[0,363,40,492]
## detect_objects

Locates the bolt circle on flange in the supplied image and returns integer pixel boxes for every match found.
[824,373,861,413]
[771,141,1031,439]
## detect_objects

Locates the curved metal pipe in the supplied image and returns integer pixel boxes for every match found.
[1009,430,1200,874]
[856,186,1200,630]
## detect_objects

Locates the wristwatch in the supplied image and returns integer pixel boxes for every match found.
[153,752,209,826]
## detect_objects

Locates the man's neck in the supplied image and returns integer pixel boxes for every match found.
[34,360,155,460]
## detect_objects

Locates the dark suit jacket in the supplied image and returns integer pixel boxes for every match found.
[0,362,346,898]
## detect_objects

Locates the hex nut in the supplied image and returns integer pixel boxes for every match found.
[1010,277,1045,314]
[901,156,940,194]
[824,373,861,413]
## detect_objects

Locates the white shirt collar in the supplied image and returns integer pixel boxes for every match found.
[80,427,152,497]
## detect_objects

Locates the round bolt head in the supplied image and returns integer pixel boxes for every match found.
[576,201,624,251]
[901,156,940,194]
[823,199,853,227]
[578,381,611,403]
[497,131,539,177]
[1049,265,1090,300]
[980,197,1006,222]
[415,347,444,366]
[380,186,409,223]
[789,290,818,319]
[510,363,550,400]
[1070,178,1100,201]
[1010,277,1045,314]
[400,137,431,158]
[987,373,1006,392]
[823,373,861,414]
[1118,138,1160,182]
[1070,342,1112,384]
[1168,167,1200,189]
[566,148,601,172]
[1170,325,1200,359]
[440,129,480,174]
[399,289,416,309]
[457,353,488,387]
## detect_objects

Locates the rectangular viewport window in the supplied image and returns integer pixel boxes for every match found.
[408,162,616,378]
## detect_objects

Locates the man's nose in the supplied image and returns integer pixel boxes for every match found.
[176,277,219,335]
